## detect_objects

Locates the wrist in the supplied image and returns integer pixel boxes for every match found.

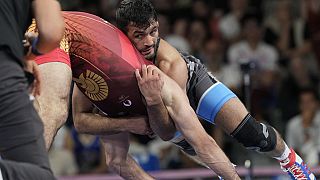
[145,96,163,106]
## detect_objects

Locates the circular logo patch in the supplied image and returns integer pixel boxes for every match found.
[73,70,108,101]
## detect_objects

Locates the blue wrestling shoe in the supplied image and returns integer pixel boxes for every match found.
[280,149,316,180]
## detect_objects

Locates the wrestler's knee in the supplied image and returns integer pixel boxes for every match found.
[104,149,125,172]
[230,114,277,153]
[36,63,72,126]
[36,89,69,122]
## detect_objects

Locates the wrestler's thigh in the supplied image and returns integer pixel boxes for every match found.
[214,98,248,134]
[38,62,72,99]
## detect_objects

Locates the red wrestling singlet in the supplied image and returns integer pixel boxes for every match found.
[63,12,151,116]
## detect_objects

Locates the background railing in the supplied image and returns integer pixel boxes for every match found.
[59,166,320,180]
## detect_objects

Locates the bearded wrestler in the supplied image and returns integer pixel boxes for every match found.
[111,0,316,179]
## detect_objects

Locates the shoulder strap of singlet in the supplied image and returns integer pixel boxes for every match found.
[152,37,161,64]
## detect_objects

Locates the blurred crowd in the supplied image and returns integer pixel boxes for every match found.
[51,0,320,177]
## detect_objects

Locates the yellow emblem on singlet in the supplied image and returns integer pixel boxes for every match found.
[73,70,108,101]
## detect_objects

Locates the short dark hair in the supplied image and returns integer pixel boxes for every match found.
[116,0,158,33]
[299,87,320,101]
[240,9,263,28]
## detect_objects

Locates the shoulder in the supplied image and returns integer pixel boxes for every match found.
[157,39,181,60]
[157,38,185,67]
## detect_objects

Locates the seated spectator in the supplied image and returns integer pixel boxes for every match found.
[129,135,161,171]
[165,18,191,52]
[227,12,279,121]
[187,20,209,56]
[70,127,108,174]
[200,38,241,94]
[304,0,320,70]
[264,0,312,67]
[286,88,320,167]
[278,57,319,127]
[219,0,248,44]
[49,126,78,176]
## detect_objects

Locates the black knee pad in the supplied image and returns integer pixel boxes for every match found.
[230,114,277,152]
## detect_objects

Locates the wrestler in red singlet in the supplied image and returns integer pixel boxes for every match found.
[27,12,150,116]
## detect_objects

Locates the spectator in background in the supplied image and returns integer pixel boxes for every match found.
[191,0,210,22]
[187,20,209,56]
[286,88,320,167]
[48,126,78,176]
[129,135,161,171]
[201,38,240,94]
[157,14,171,39]
[165,18,191,53]
[219,0,248,44]
[304,0,320,70]
[264,0,312,68]
[70,127,108,174]
[278,57,319,130]
[98,0,119,22]
[227,12,279,121]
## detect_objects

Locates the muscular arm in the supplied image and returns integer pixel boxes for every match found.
[156,39,188,90]
[136,65,176,141]
[32,0,65,53]
[140,39,188,141]
[101,133,154,180]
[137,66,240,179]
[72,85,152,136]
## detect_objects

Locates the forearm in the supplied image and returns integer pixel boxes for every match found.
[74,113,131,135]
[146,101,176,141]
[163,82,239,178]
[175,111,239,179]
[194,136,239,179]
[109,155,154,180]
[32,0,65,53]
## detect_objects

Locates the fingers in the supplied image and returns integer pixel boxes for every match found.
[136,64,161,84]
[142,64,147,78]
[147,65,154,77]
[146,65,160,80]
[24,32,38,43]
[135,68,142,82]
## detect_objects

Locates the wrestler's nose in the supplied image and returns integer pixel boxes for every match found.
[144,35,153,46]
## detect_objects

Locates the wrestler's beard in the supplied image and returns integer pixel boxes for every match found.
[144,51,155,60]
[141,45,156,60]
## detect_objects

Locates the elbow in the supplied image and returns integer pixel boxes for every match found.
[50,23,65,45]
[39,23,64,50]
[37,20,65,53]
